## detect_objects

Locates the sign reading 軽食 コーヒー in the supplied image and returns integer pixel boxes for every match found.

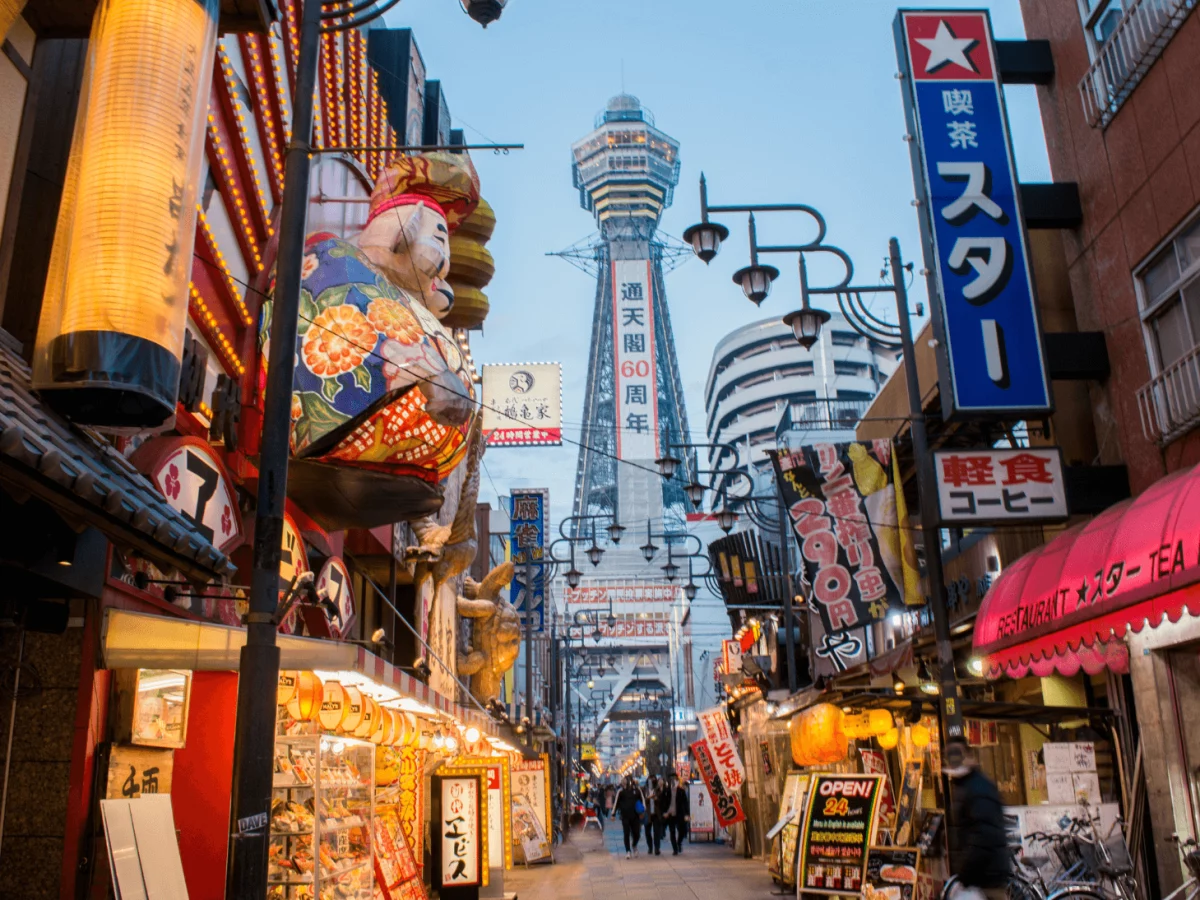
[797,774,883,895]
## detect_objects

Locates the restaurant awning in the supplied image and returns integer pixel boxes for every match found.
[100,609,500,738]
[973,462,1200,679]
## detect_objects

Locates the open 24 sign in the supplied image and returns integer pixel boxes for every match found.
[895,11,1051,419]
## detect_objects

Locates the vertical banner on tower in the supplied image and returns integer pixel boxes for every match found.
[509,489,547,631]
[895,10,1051,419]
[611,259,659,460]
[768,443,920,675]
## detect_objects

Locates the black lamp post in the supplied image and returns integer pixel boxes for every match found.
[683,175,965,740]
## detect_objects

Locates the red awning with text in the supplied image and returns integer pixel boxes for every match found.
[973,462,1200,679]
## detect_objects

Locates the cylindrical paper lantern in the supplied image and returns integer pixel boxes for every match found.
[319,681,348,732]
[277,670,299,706]
[910,724,932,748]
[286,672,323,722]
[369,703,387,744]
[877,727,899,750]
[353,695,379,739]
[377,709,397,746]
[340,685,364,733]
[32,0,219,426]
[868,709,894,736]
[841,712,871,740]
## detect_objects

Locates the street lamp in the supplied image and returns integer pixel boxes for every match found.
[684,581,698,601]
[662,561,680,582]
[460,0,507,26]
[655,454,682,480]
[640,540,658,563]
[731,215,779,306]
[586,543,604,567]
[684,480,706,508]
[681,174,731,263]
[715,505,737,534]
[686,173,965,740]
[606,521,626,544]
[566,567,583,589]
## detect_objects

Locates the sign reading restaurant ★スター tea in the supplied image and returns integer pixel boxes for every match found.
[797,774,884,895]
[480,363,563,446]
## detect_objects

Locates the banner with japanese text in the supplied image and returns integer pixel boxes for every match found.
[690,739,745,828]
[769,443,920,662]
[611,258,659,460]
[696,706,745,794]
[509,489,548,631]
[480,363,563,446]
[439,775,484,888]
[895,10,1051,418]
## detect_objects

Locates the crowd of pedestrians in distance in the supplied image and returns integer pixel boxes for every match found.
[606,774,689,858]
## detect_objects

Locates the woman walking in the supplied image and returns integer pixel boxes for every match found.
[615,775,645,859]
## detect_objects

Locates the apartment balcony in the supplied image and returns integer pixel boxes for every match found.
[777,398,872,438]
[1079,0,1197,128]
[1137,343,1200,444]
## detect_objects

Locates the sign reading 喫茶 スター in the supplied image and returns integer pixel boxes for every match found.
[797,774,883,895]
[895,10,1051,419]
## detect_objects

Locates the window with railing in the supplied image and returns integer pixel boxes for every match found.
[1135,210,1200,442]
[1078,0,1197,127]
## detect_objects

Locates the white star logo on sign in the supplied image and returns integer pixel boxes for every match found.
[916,20,978,74]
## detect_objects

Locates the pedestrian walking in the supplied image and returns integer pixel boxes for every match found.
[615,775,645,858]
[944,737,1010,900]
[651,777,671,855]
[666,775,690,855]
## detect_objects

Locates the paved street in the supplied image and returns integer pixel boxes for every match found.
[505,824,780,900]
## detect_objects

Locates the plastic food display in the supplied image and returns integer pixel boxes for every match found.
[269,734,375,899]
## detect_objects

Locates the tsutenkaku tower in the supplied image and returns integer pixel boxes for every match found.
[569,94,692,531]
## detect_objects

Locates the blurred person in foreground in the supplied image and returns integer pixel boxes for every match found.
[945,737,1010,900]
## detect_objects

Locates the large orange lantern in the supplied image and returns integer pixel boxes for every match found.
[377,709,397,746]
[353,695,379,739]
[789,703,848,767]
[286,672,324,722]
[277,670,299,706]
[319,681,348,731]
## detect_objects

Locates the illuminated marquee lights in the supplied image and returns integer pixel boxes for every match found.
[188,282,246,376]
[217,41,273,235]
[196,204,254,326]
[206,114,263,270]
[268,28,292,142]
[240,33,284,198]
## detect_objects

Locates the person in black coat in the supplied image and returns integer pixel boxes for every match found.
[614,776,645,858]
[945,737,1011,898]
[666,775,690,854]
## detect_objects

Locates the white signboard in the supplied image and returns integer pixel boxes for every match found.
[564,582,680,605]
[934,448,1068,523]
[511,759,550,863]
[688,781,714,838]
[1043,741,1096,774]
[696,706,745,794]
[440,776,480,887]
[314,557,354,638]
[480,362,562,446]
[611,258,658,460]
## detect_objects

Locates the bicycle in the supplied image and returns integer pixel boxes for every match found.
[943,873,1106,900]
[1161,834,1200,900]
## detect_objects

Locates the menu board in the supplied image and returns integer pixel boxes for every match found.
[864,847,920,900]
[768,773,809,885]
[374,812,426,900]
[797,774,883,895]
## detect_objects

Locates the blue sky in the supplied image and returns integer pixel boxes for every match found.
[383,0,1051,530]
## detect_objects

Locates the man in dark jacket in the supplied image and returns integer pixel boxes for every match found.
[945,737,1011,898]
[666,775,690,855]
[615,776,645,858]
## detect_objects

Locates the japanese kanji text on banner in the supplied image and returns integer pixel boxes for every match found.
[769,442,921,648]
[690,739,745,828]
[895,10,1051,418]
[611,259,659,461]
[696,706,745,794]
[509,489,548,632]
[480,363,563,446]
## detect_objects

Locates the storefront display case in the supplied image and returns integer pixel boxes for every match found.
[269,734,375,899]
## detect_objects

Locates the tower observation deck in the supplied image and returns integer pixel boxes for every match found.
[568,95,692,532]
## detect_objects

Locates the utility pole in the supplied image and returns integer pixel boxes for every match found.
[225,0,321,890]
[774,481,798,693]
[888,237,963,740]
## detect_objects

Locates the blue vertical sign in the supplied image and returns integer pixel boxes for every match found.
[895,10,1051,418]
[509,489,548,631]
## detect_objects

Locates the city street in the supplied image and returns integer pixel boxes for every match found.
[507,827,778,900]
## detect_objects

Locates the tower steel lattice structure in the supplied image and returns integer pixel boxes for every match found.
[563,94,693,532]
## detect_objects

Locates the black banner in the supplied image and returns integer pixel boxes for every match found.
[798,774,883,896]
[865,847,920,900]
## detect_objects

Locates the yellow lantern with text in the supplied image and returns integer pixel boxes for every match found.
[841,712,872,740]
[319,681,349,732]
[286,672,323,722]
[353,695,379,739]
[277,670,299,706]
[340,686,365,734]
[32,0,220,427]
[789,703,848,767]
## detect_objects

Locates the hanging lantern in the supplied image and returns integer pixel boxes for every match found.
[319,681,349,732]
[910,724,932,748]
[841,712,871,740]
[877,727,900,750]
[370,705,388,744]
[789,703,848,767]
[401,713,419,747]
[868,709,894,736]
[378,709,397,746]
[286,672,324,722]
[353,695,379,739]
[340,686,365,734]
[32,0,220,427]
[277,670,300,706]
